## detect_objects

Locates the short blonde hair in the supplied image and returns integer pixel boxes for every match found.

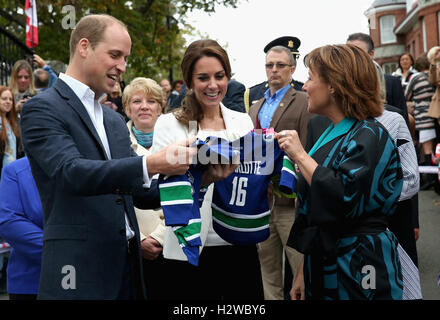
[122,77,164,114]
[305,44,383,120]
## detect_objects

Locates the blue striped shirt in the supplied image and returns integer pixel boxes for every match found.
[258,84,290,129]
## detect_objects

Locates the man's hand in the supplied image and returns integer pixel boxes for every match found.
[147,137,197,177]
[140,236,163,260]
[33,54,46,68]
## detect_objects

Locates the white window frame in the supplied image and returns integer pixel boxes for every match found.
[382,62,399,75]
[422,17,427,53]
[438,11,440,44]
[380,15,397,45]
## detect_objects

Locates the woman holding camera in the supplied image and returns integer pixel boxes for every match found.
[9,60,37,113]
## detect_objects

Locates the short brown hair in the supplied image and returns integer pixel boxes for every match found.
[414,53,430,71]
[175,39,231,127]
[305,44,383,120]
[122,77,164,115]
[69,14,127,59]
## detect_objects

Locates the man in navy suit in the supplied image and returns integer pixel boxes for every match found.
[20,14,195,300]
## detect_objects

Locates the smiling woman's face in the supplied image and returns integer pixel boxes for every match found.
[0,89,13,114]
[127,91,162,132]
[191,56,228,111]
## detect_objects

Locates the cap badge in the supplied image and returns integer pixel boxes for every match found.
[288,40,294,48]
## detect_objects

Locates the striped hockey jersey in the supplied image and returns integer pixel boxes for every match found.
[159,131,296,265]
[158,137,240,266]
[211,131,297,245]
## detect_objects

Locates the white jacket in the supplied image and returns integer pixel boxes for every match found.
[127,120,166,245]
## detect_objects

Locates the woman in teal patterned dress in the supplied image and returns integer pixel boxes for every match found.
[276,45,404,300]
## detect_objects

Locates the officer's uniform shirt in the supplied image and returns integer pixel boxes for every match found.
[258,84,290,129]
[245,79,303,112]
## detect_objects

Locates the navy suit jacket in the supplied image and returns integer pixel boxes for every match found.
[385,74,409,126]
[0,157,43,294]
[20,79,159,299]
[222,79,246,113]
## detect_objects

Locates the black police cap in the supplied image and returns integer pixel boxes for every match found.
[263,36,301,55]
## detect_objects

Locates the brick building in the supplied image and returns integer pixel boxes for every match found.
[365,0,440,74]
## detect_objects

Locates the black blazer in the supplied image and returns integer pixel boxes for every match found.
[20,79,159,299]
[385,74,409,127]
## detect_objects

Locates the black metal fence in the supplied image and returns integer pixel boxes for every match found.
[0,26,33,86]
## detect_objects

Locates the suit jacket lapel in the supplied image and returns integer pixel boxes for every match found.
[54,79,109,160]
[249,98,266,129]
[103,109,124,159]
[270,87,296,129]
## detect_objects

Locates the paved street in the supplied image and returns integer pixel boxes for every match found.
[417,189,440,300]
[1,190,439,301]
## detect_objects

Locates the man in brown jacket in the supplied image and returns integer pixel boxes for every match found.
[248,36,312,300]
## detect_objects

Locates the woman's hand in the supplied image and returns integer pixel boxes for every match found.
[275,130,307,163]
[201,163,239,186]
[140,236,163,260]
[290,259,305,300]
[16,98,30,113]
[275,130,318,186]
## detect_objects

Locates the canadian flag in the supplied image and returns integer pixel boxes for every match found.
[25,0,38,48]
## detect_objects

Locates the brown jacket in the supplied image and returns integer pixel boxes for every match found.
[428,64,440,119]
[249,86,312,207]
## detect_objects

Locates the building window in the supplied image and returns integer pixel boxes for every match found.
[383,62,398,75]
[422,17,427,53]
[380,15,397,44]
[438,11,440,44]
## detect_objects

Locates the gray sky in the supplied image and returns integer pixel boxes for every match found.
[185,0,374,87]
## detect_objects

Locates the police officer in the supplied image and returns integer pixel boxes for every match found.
[244,36,304,113]
[248,36,311,300]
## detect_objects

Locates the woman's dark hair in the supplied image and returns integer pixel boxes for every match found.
[398,52,414,71]
[174,39,231,127]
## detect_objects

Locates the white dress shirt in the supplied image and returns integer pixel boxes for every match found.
[59,73,151,239]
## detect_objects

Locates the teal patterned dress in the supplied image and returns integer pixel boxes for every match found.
[287,118,403,300]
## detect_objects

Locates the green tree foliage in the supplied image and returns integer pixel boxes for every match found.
[0,0,241,83]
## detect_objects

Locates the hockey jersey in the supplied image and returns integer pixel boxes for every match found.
[159,131,297,265]
[158,137,240,266]
[211,131,297,245]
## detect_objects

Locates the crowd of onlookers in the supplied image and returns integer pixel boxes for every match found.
[0,15,439,300]
[395,50,440,192]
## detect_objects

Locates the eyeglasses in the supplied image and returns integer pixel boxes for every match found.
[265,63,292,70]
